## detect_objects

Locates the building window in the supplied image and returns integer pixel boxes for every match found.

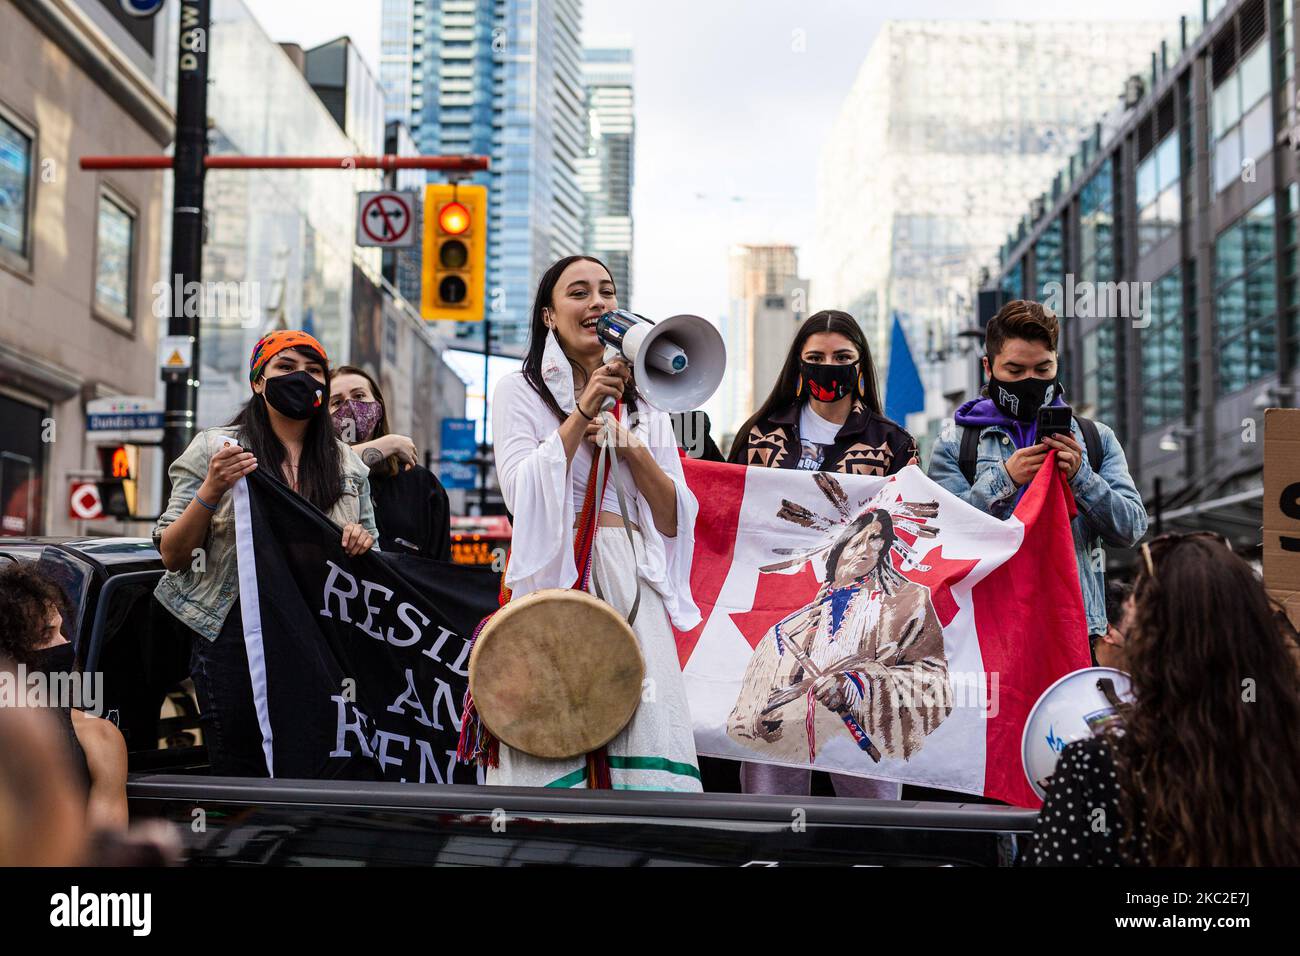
[1277,0,1296,137]
[1141,268,1186,429]
[1033,215,1065,300]
[1136,131,1181,257]
[0,393,47,536]
[1214,195,1277,392]
[1079,159,1114,286]
[1002,258,1023,299]
[1212,40,1272,193]
[1283,181,1300,365]
[0,109,34,265]
[93,191,136,326]
[1081,322,1119,426]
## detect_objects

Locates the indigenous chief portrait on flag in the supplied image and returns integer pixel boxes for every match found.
[675,456,1090,808]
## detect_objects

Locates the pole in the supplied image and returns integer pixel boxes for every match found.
[80,155,490,171]
[1154,475,1163,536]
[479,315,491,514]
[161,0,211,497]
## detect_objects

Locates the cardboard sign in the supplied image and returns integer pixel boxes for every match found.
[1263,408,1300,628]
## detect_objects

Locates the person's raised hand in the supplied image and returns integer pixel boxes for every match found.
[1004,443,1049,487]
[1042,432,1083,479]
[370,433,418,467]
[575,360,629,419]
[200,443,257,500]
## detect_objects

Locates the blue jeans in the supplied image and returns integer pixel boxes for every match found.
[189,599,269,778]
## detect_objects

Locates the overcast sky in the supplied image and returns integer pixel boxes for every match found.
[244,0,1200,327]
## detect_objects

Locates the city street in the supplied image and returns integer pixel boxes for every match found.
[0,0,1296,928]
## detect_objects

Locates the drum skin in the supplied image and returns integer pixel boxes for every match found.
[468,588,645,759]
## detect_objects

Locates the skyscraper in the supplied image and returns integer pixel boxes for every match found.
[713,244,807,445]
[814,19,1181,434]
[578,44,635,305]
[381,0,588,355]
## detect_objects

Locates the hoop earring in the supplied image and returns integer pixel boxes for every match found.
[858,371,865,396]
[796,373,803,398]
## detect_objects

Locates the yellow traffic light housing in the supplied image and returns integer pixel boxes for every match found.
[96,444,138,518]
[422,183,487,321]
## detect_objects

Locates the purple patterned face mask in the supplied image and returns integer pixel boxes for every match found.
[331,399,384,443]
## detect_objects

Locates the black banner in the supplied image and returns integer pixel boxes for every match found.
[234,469,499,784]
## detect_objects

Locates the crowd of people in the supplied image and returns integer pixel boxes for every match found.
[3,252,1298,867]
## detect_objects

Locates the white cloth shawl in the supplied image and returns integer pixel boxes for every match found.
[490,331,702,630]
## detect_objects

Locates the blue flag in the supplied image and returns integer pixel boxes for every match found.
[885,312,924,425]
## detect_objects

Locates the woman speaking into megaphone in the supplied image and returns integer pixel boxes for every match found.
[486,255,704,792]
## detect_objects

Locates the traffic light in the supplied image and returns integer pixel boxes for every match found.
[422,182,487,321]
[96,444,138,519]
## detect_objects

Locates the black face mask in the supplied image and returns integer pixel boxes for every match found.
[263,370,325,420]
[987,371,1061,422]
[30,641,77,675]
[800,361,858,403]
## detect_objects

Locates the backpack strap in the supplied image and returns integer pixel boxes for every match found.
[1075,416,1103,474]
[958,425,981,486]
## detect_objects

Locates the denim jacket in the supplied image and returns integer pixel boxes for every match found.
[927,416,1148,636]
[152,426,379,641]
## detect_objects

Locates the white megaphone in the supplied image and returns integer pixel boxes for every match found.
[595,310,726,413]
[1021,666,1133,800]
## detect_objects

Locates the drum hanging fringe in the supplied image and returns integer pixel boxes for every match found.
[586,750,612,789]
[456,611,503,767]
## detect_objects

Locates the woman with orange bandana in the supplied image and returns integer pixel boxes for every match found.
[153,330,379,775]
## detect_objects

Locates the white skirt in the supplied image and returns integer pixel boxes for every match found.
[486,526,703,791]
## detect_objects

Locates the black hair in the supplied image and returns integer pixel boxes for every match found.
[732,310,882,458]
[228,345,344,513]
[0,564,68,667]
[1105,579,1133,626]
[520,255,637,422]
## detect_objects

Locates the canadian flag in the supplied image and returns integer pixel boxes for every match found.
[673,456,1089,808]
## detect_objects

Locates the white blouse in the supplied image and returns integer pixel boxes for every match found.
[490,334,701,631]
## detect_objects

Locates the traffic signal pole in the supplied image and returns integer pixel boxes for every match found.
[161,0,210,499]
[83,152,488,497]
[82,8,490,502]
[481,313,490,514]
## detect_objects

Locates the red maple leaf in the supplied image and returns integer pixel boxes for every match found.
[892,545,978,627]
[729,562,823,650]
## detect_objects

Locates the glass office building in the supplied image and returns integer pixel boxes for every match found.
[814,18,1181,447]
[986,0,1294,549]
[577,45,635,306]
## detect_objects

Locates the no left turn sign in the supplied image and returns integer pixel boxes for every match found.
[356,191,415,247]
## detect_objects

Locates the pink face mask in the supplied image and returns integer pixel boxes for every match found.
[331,399,384,443]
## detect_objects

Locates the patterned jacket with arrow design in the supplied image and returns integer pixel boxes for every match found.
[727,399,919,477]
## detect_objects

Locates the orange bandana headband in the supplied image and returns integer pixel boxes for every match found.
[249,330,328,385]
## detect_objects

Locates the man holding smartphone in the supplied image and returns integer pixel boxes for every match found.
[927,299,1148,643]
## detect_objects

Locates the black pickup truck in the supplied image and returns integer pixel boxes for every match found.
[1,537,1038,866]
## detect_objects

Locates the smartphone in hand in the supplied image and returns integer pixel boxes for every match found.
[1036,404,1073,442]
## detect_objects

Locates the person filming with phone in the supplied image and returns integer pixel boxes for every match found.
[928,299,1147,643]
